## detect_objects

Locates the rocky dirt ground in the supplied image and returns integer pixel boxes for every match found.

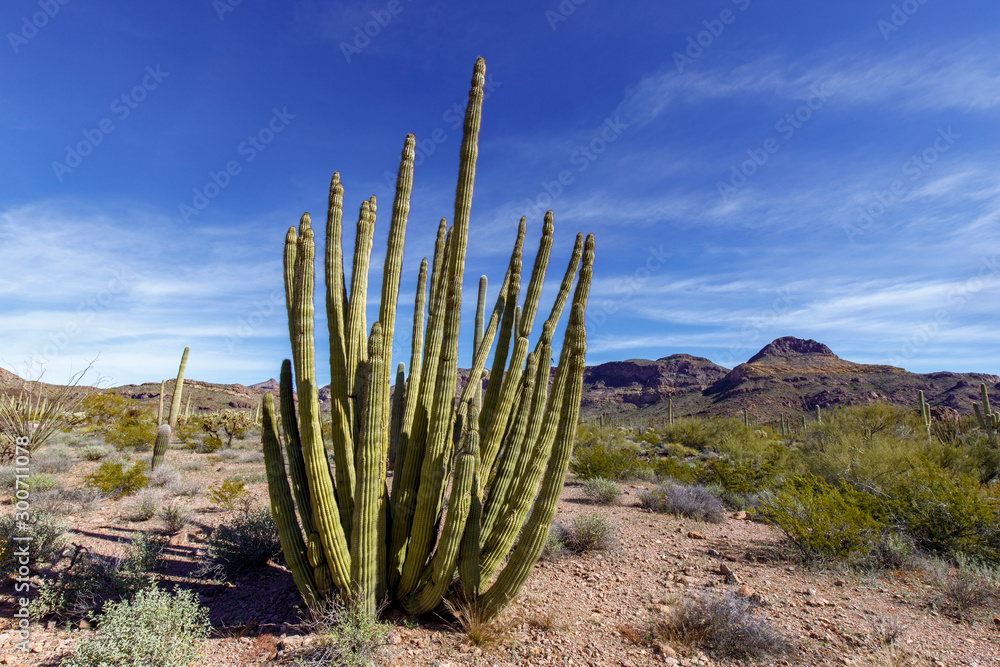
[1,438,999,667]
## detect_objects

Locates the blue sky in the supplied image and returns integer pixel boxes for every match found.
[2,0,999,386]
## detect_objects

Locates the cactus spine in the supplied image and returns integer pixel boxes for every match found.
[262,58,594,622]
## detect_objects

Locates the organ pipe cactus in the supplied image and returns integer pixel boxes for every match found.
[167,346,189,438]
[261,58,594,622]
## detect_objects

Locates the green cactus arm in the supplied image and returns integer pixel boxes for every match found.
[457,403,483,598]
[398,275,463,596]
[478,299,588,621]
[290,214,352,595]
[157,381,165,426]
[351,323,385,618]
[392,256,428,477]
[262,392,321,612]
[388,225,451,587]
[474,276,487,410]
[407,444,476,615]
[167,347,189,437]
[539,232,584,344]
[447,56,485,287]
[324,172,358,528]
[480,218,526,431]
[388,362,406,470]
[150,424,170,470]
[479,336,531,477]
[346,198,376,412]
[480,351,538,541]
[518,211,554,339]
[280,359,314,537]
[378,135,416,470]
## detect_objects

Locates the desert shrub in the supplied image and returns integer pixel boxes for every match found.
[206,478,251,511]
[570,441,643,480]
[63,487,107,512]
[290,597,391,667]
[33,533,164,620]
[84,461,148,498]
[638,482,725,523]
[170,478,203,497]
[657,418,719,451]
[81,392,142,428]
[33,444,76,473]
[757,475,882,563]
[647,456,701,484]
[195,507,281,579]
[148,463,181,489]
[0,511,66,576]
[158,502,190,534]
[539,523,567,561]
[884,465,1000,563]
[79,444,113,461]
[26,472,59,492]
[860,530,916,571]
[65,587,210,667]
[126,489,164,522]
[565,512,615,553]
[581,477,623,504]
[104,417,158,452]
[698,456,787,496]
[653,592,791,659]
[930,555,998,617]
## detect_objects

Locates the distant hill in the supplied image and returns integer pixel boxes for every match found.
[9,336,996,423]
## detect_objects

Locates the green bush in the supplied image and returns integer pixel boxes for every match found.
[26,472,59,492]
[757,475,883,563]
[65,587,210,667]
[565,512,615,553]
[569,441,643,480]
[638,482,725,523]
[884,465,1000,563]
[0,511,66,576]
[104,417,158,451]
[206,478,250,511]
[84,461,148,498]
[195,507,281,579]
[79,444,113,461]
[581,477,623,505]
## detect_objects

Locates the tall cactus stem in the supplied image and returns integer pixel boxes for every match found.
[167,347,189,439]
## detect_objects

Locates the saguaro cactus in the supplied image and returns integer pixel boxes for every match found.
[167,347,189,438]
[262,58,594,622]
[974,382,999,446]
[150,424,171,470]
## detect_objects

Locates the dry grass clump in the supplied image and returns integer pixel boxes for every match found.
[638,482,726,523]
[581,477,623,505]
[289,597,392,667]
[652,592,791,660]
[445,597,515,648]
[564,512,616,553]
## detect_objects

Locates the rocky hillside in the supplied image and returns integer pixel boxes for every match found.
[12,337,996,424]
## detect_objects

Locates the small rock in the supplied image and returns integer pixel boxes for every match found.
[806,588,817,597]
[733,511,747,520]
[30,643,43,653]
[718,563,733,576]
[664,658,680,667]
[387,632,402,645]
[686,531,706,540]
[706,548,720,557]
[79,619,91,630]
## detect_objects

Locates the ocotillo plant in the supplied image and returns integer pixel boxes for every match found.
[261,58,594,622]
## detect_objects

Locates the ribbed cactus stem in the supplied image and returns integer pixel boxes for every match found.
[389,363,406,469]
[351,323,385,617]
[447,57,485,287]
[474,276,487,410]
[184,395,191,420]
[150,424,170,470]
[167,347,189,438]
[518,211,554,339]
[262,392,321,612]
[280,359,314,538]
[157,381,165,426]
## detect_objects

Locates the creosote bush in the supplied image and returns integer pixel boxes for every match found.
[65,587,210,667]
[0,511,65,576]
[79,444,113,461]
[638,482,725,524]
[581,477,623,504]
[84,460,149,498]
[565,512,616,553]
[206,478,251,511]
[570,440,643,480]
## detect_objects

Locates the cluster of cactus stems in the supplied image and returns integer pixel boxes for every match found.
[974,382,999,446]
[151,346,190,470]
[261,58,594,621]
